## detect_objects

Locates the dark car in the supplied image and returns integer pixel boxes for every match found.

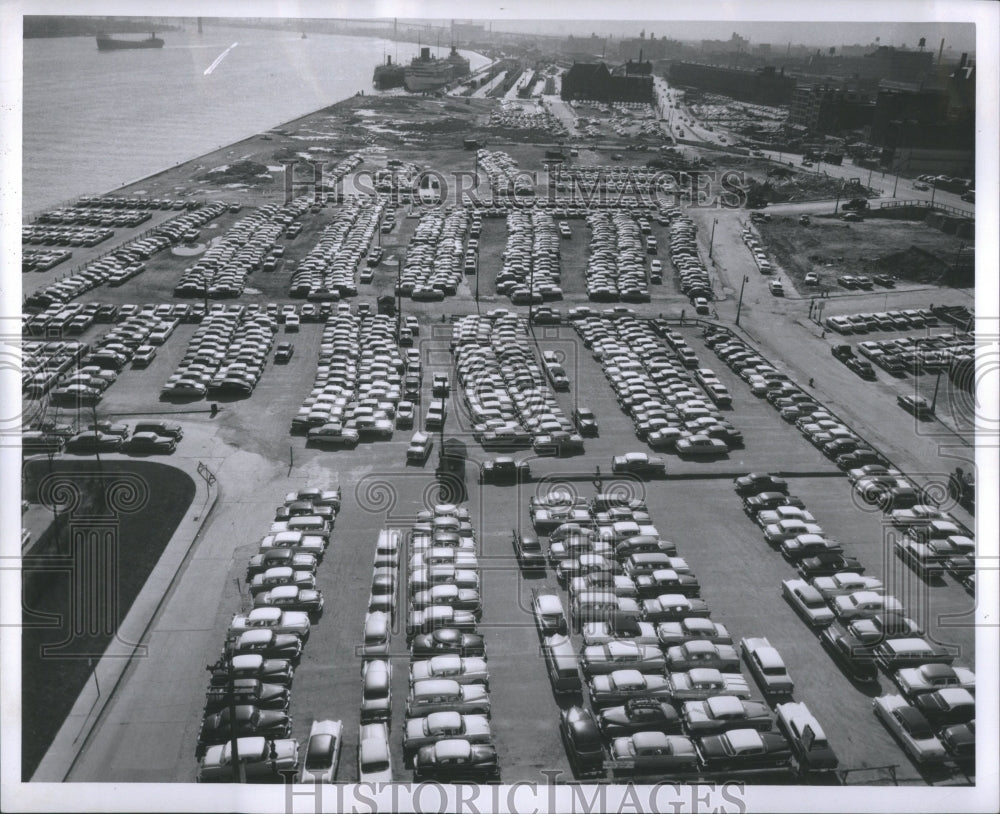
[204,679,289,713]
[897,394,935,419]
[873,275,896,288]
[479,456,530,485]
[413,739,499,782]
[743,493,806,518]
[126,432,177,454]
[836,449,890,471]
[819,628,879,683]
[797,550,866,579]
[695,728,792,771]
[572,407,599,437]
[208,655,294,688]
[275,342,295,363]
[559,706,605,778]
[196,704,292,757]
[598,698,682,738]
[913,689,975,726]
[846,357,877,380]
[65,430,124,453]
[410,628,486,659]
[512,529,546,571]
[734,473,789,497]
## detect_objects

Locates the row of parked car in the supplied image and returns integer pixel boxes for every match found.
[292,311,410,444]
[35,203,155,229]
[488,106,568,137]
[476,149,535,199]
[196,486,341,782]
[22,224,115,248]
[453,312,582,455]
[26,312,178,404]
[583,210,651,303]
[523,488,835,779]
[22,248,73,273]
[497,209,563,304]
[854,333,975,378]
[23,418,183,456]
[732,473,976,773]
[396,207,470,301]
[824,308,940,336]
[288,198,384,301]
[573,316,741,456]
[705,326,893,473]
[668,213,715,310]
[24,203,229,308]
[161,311,275,399]
[174,197,310,299]
[359,507,501,781]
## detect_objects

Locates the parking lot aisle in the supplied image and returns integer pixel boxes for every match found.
[467,477,572,783]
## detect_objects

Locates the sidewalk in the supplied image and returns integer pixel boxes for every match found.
[30,456,219,781]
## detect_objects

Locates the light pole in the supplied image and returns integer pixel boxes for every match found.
[892,165,900,198]
[708,218,719,259]
[930,180,937,208]
[735,275,749,327]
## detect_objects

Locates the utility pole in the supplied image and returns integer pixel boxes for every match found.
[735,275,749,326]
[930,180,937,208]
[930,369,943,414]
[708,218,719,259]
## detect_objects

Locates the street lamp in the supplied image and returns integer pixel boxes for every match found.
[735,275,749,327]
[929,179,937,208]
[708,218,719,259]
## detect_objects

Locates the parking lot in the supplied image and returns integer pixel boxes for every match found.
[40,308,976,785]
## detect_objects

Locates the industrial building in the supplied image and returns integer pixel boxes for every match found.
[560,61,654,103]
[668,62,796,105]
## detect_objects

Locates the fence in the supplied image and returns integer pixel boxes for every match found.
[878,199,974,219]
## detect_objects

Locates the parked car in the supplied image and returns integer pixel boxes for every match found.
[559,706,605,778]
[299,719,343,783]
[682,696,773,736]
[775,702,839,771]
[872,695,947,764]
[403,712,492,761]
[357,722,393,783]
[610,732,699,774]
[741,637,795,699]
[695,728,793,771]
[611,452,666,477]
[197,736,298,782]
[781,579,835,627]
[598,698,682,738]
[413,739,500,782]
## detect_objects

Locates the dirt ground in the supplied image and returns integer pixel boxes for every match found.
[754,214,968,291]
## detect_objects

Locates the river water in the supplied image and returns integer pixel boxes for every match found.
[23,26,486,215]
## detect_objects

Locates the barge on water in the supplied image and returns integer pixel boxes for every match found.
[96,32,164,51]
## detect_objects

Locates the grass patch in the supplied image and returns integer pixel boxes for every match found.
[21,459,195,780]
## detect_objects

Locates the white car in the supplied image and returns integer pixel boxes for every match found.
[299,719,343,783]
[894,664,976,699]
[872,695,947,764]
[358,722,393,783]
[741,637,795,699]
[410,655,490,688]
[781,579,835,627]
[229,607,310,639]
[833,591,903,621]
[403,712,492,760]
[811,573,884,600]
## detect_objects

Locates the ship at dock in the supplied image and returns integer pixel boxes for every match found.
[96,32,164,51]
[403,46,469,93]
[373,55,405,90]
